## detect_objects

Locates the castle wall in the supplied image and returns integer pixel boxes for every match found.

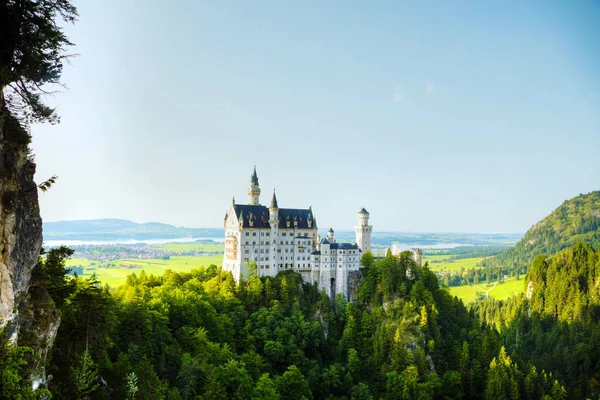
[224,222,317,281]
[224,171,370,301]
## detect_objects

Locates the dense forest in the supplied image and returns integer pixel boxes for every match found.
[7,246,593,399]
[475,242,600,399]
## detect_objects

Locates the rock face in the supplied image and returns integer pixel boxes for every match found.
[348,270,362,302]
[1,109,50,386]
[18,284,61,388]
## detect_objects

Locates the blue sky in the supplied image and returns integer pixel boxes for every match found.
[31,1,600,232]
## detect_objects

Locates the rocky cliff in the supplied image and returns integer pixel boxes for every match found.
[0,109,56,386]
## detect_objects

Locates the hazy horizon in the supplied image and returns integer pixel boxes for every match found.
[43,216,528,235]
[30,1,600,232]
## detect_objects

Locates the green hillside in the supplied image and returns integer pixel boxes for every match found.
[494,191,600,270]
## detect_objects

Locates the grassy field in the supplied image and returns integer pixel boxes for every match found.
[424,256,484,272]
[67,258,94,267]
[423,255,449,262]
[449,277,524,304]
[66,255,223,288]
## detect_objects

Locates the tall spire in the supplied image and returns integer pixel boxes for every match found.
[270,189,278,209]
[248,165,261,205]
[251,165,259,186]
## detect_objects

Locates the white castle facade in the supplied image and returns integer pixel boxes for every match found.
[222,168,372,299]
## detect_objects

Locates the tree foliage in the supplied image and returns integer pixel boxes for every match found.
[0,0,78,127]
[488,191,600,275]
[8,240,598,399]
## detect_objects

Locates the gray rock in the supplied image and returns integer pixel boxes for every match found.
[0,109,47,385]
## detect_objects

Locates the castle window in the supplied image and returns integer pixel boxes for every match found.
[261,232,264,236]
[253,241,256,245]
[245,250,249,254]
[245,232,249,236]
[266,232,270,236]
[282,233,286,236]
[252,232,256,236]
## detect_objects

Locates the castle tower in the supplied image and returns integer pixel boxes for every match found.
[269,190,279,221]
[355,207,372,253]
[248,166,261,205]
[327,228,335,242]
[413,248,423,266]
[269,190,279,275]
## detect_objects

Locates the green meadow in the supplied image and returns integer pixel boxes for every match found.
[422,254,523,303]
[67,255,223,288]
[449,277,524,304]
[424,256,484,272]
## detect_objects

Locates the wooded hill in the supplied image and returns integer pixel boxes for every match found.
[491,191,600,272]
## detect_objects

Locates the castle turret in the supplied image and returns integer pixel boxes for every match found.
[248,166,261,205]
[413,248,423,266]
[327,228,335,243]
[269,190,279,275]
[269,190,279,223]
[355,207,372,253]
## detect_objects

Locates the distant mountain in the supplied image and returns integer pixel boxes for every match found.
[494,191,600,269]
[43,218,524,245]
[43,219,223,241]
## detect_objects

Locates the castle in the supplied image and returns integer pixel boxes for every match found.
[222,167,372,299]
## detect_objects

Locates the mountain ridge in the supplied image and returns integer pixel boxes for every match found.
[43,218,224,240]
[493,190,600,269]
[43,218,522,245]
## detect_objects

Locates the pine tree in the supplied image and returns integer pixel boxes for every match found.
[71,350,99,400]
[251,374,279,400]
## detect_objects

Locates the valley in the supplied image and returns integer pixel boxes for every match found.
[1,2,598,398]
[60,236,520,303]
[448,277,523,303]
